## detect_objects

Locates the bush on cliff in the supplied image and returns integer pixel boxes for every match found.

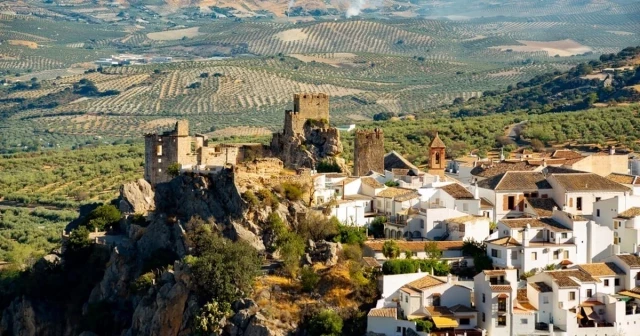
[83,204,121,231]
[187,226,261,305]
[308,309,343,336]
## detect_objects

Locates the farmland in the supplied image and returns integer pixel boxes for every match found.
[0,0,638,153]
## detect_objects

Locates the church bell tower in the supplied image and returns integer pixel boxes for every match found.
[427,132,446,178]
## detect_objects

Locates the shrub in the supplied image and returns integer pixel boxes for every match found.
[193,301,231,335]
[369,216,386,238]
[340,244,362,261]
[242,190,259,208]
[296,212,339,241]
[68,226,91,250]
[257,189,279,208]
[167,162,181,177]
[384,180,399,187]
[278,231,305,277]
[382,240,400,259]
[316,159,342,173]
[84,204,121,231]
[334,224,366,245]
[382,259,450,275]
[281,182,303,201]
[415,319,433,332]
[131,272,155,293]
[308,309,343,336]
[300,266,320,292]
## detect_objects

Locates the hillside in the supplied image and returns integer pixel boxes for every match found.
[0,0,639,152]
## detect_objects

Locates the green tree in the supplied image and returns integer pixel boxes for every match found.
[424,241,442,260]
[68,226,91,250]
[85,204,121,231]
[300,266,320,292]
[369,216,386,238]
[167,162,181,177]
[278,231,305,276]
[308,309,343,336]
[382,240,400,259]
[187,226,261,304]
[193,301,231,335]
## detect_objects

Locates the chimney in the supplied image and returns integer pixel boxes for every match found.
[523,223,531,247]
[474,184,480,200]
[610,146,615,155]
[447,274,452,283]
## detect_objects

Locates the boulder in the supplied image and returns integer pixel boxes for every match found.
[120,179,155,216]
[307,240,341,266]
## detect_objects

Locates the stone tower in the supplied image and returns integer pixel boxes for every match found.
[427,132,446,178]
[283,93,330,135]
[353,128,384,176]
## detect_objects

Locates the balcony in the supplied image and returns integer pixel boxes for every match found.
[386,216,408,227]
[498,300,507,312]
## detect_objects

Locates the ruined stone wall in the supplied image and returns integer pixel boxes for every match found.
[353,129,385,176]
[293,93,329,121]
[145,134,179,185]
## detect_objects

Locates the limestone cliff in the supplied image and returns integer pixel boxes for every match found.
[0,169,293,336]
[271,122,348,172]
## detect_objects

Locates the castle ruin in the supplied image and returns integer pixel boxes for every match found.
[271,93,346,171]
[353,128,384,176]
[144,120,265,185]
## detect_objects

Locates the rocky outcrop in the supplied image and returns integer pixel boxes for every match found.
[271,123,347,172]
[124,263,194,336]
[119,179,155,215]
[0,297,67,336]
[305,240,341,266]
[224,299,286,336]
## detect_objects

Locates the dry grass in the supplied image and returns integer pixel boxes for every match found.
[274,29,309,42]
[490,39,592,57]
[8,40,38,49]
[147,27,200,41]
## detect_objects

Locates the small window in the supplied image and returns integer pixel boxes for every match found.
[508,196,515,210]
[482,313,486,322]
[561,233,568,239]
[158,168,162,172]
[543,296,549,304]
[491,249,500,258]
[405,296,408,303]
[615,278,620,286]
[597,209,600,217]
[531,252,537,260]
[577,197,583,211]
[420,222,424,229]
[604,279,610,287]
[596,197,601,202]
[158,158,162,163]
[553,250,560,260]
[460,318,470,325]
[497,315,507,326]
[482,293,485,303]
[396,327,401,332]
[463,203,469,212]
[636,273,640,280]
[615,221,619,229]
[433,295,441,306]
[564,250,569,259]
[511,250,518,260]
[521,318,528,324]
[532,192,539,198]
[569,291,576,301]
[587,289,593,297]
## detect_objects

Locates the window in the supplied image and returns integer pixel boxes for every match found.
[597,209,600,217]
[564,250,569,259]
[433,295,441,306]
[521,318,528,324]
[396,327,401,332]
[543,296,549,304]
[435,152,441,165]
[561,233,568,239]
[569,291,576,301]
[508,196,515,210]
[615,221,619,229]
[604,279,610,287]
[156,145,162,156]
[482,313,486,322]
[577,197,583,211]
[553,250,560,260]
[158,158,162,163]
[541,194,548,198]
[532,192,539,198]
[405,296,408,303]
[587,289,593,297]
[636,273,640,281]
[491,249,500,258]
[498,299,507,311]
[463,203,469,212]
[420,222,424,229]
[497,315,507,326]
[460,318,470,325]
[511,250,518,260]
[158,168,162,172]
[596,197,601,202]
[532,252,538,260]
[524,193,530,198]
[482,294,485,303]
[616,278,620,286]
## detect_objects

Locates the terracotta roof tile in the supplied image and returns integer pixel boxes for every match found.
[486,236,522,247]
[368,307,397,318]
[483,270,507,276]
[449,304,476,313]
[546,269,598,288]
[429,133,446,148]
[581,300,605,307]
[530,282,553,293]
[616,254,640,267]
[477,172,551,191]
[491,285,512,291]
[447,215,487,224]
[471,161,537,178]
[439,183,474,199]
[384,151,418,171]
[618,207,640,219]
[525,198,559,217]
[481,197,494,209]
[361,177,384,189]
[426,306,454,316]
[377,187,418,199]
[362,257,381,268]
[391,168,410,176]
[577,262,626,276]
[551,173,630,192]
[499,217,571,232]
[552,150,583,159]
[607,173,640,185]
[364,240,464,253]
[404,275,446,291]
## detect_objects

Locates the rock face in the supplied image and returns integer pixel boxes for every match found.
[119,179,155,215]
[0,297,66,336]
[305,240,341,266]
[271,123,347,172]
[224,299,286,336]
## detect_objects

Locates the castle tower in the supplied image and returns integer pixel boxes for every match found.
[427,132,446,178]
[283,93,330,136]
[353,128,384,176]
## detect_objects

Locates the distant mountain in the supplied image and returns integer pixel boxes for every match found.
[447,46,640,118]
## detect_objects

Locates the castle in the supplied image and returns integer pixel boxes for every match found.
[144,121,264,185]
[353,128,384,176]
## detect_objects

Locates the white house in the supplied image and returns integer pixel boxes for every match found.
[363,240,471,266]
[593,195,640,254]
[477,171,553,222]
[606,173,640,195]
[546,173,630,216]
